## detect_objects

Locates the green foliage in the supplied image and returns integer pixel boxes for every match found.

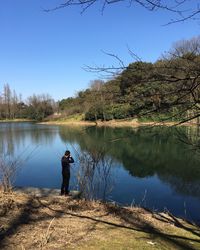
[54,37,200,124]
[85,104,132,121]
[59,56,199,122]
[112,104,132,119]
[59,97,74,111]
[1,38,200,124]
[25,104,53,121]
[85,105,103,121]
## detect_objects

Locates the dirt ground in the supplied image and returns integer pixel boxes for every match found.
[0,191,200,250]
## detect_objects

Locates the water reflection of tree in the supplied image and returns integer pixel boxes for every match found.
[176,126,200,155]
[0,123,58,156]
[158,174,200,198]
[59,125,200,197]
[76,148,114,200]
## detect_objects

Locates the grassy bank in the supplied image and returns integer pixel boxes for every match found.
[40,116,197,128]
[40,113,199,127]
[0,191,200,249]
[0,115,197,127]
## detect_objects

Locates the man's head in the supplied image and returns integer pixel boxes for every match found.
[65,150,70,157]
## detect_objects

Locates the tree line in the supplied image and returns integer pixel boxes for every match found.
[59,36,200,124]
[0,84,56,121]
[1,36,199,124]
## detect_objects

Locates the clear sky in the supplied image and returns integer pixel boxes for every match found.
[0,0,199,101]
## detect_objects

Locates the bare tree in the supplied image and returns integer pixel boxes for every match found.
[26,94,55,121]
[0,84,23,120]
[0,144,38,192]
[3,84,12,119]
[84,36,200,124]
[11,90,19,119]
[158,37,200,124]
[76,147,114,200]
[0,93,4,119]
[45,0,200,23]
[0,153,21,192]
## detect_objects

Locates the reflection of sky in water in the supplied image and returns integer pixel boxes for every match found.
[0,122,200,224]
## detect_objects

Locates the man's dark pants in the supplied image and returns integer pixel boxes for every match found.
[61,169,70,195]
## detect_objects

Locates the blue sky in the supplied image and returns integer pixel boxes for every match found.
[0,0,199,101]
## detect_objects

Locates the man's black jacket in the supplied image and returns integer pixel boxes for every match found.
[61,156,74,171]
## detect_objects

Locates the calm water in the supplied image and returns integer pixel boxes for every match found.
[0,122,200,223]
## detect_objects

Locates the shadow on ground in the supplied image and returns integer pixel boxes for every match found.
[0,190,200,249]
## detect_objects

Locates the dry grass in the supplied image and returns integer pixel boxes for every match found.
[0,191,200,250]
[39,118,197,128]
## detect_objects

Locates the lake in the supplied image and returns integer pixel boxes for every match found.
[0,122,200,224]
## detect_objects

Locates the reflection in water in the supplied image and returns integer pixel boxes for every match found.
[158,174,200,197]
[0,122,200,223]
[76,148,114,200]
[0,122,58,156]
[59,125,200,199]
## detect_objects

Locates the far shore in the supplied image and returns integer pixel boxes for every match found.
[0,118,34,123]
[0,118,199,127]
[39,119,199,128]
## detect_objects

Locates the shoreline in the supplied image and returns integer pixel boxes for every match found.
[39,119,199,128]
[1,118,199,128]
[1,189,200,249]
[13,187,200,225]
[0,119,34,123]
[10,187,199,223]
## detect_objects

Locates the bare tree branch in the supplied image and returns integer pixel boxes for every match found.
[44,1,200,23]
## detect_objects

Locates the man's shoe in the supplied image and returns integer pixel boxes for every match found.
[65,192,72,196]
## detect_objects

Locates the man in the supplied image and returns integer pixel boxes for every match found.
[61,150,74,196]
